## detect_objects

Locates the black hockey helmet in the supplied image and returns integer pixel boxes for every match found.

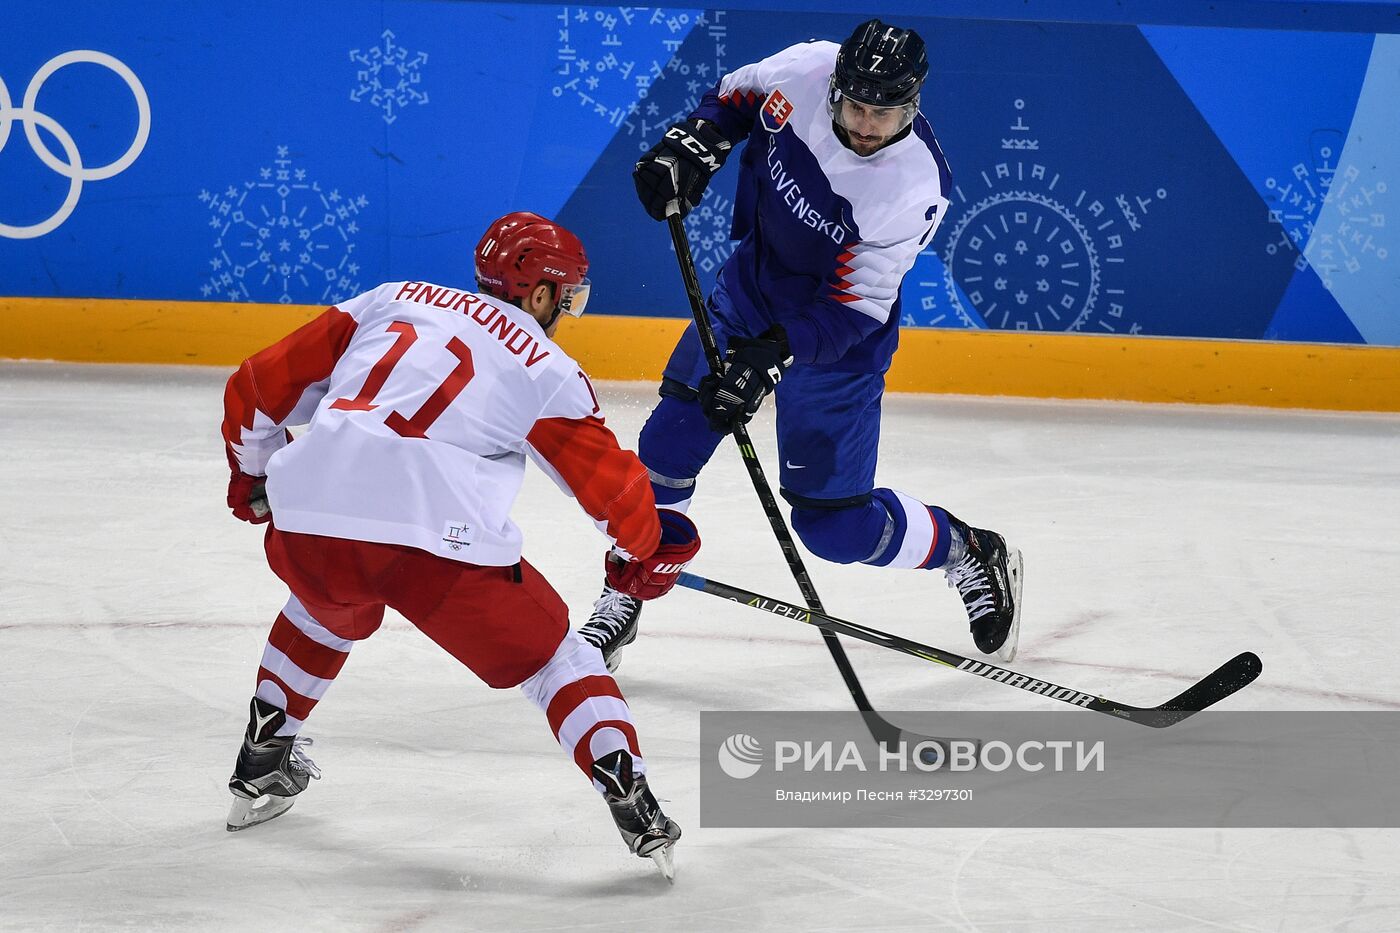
[831,19,928,107]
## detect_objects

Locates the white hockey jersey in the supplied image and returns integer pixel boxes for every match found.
[222,281,660,566]
[693,39,953,371]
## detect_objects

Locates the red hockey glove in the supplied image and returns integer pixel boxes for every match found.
[605,510,701,600]
[227,471,271,524]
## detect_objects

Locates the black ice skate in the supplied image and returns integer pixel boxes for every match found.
[226,697,321,832]
[591,749,681,882]
[944,517,1024,662]
[579,566,643,672]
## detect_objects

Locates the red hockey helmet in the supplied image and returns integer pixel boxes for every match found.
[474,211,592,317]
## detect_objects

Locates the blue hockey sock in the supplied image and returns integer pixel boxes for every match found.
[866,489,954,570]
[788,489,955,569]
[638,391,723,515]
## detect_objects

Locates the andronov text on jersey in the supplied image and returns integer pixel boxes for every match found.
[394,282,553,372]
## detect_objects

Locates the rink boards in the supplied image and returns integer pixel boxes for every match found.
[1,295,1397,411]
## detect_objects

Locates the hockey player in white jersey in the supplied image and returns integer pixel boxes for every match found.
[582,20,1022,670]
[221,211,698,880]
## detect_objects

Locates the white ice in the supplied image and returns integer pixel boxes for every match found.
[2,360,1398,932]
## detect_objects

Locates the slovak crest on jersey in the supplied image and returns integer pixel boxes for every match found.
[760,89,794,133]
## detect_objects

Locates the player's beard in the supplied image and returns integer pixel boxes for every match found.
[848,133,886,156]
[834,122,887,157]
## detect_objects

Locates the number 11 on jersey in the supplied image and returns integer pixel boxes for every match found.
[330,321,477,440]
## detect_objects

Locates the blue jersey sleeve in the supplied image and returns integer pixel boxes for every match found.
[693,86,760,143]
[783,295,884,366]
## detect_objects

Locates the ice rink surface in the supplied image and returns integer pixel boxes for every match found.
[2,360,1399,932]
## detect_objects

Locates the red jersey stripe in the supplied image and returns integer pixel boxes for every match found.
[222,307,357,449]
[527,416,661,559]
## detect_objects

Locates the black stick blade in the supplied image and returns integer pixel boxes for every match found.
[858,711,981,763]
[1136,652,1264,727]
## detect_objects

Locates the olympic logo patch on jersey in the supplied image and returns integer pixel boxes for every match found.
[760,89,794,133]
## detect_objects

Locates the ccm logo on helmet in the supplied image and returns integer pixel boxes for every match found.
[474,211,589,302]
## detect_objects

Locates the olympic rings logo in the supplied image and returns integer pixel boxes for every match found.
[0,50,151,240]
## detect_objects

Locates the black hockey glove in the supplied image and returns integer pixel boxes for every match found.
[697,327,794,434]
[633,118,732,221]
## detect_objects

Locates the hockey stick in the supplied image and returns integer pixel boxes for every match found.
[663,205,960,752]
[678,571,1263,728]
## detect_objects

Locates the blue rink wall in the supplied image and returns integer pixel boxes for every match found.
[3,0,1399,345]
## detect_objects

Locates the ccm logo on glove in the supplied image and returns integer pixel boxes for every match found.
[633,118,733,221]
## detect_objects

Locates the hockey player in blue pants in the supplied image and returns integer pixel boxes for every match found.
[581,20,1023,670]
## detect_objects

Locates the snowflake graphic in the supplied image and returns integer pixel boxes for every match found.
[1263,132,1390,288]
[907,99,1160,333]
[350,29,429,124]
[198,146,369,304]
[553,7,726,145]
[679,186,735,274]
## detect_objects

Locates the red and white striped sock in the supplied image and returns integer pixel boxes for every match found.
[254,595,353,737]
[520,633,643,791]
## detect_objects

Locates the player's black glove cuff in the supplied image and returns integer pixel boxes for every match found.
[633,119,733,221]
[697,326,793,435]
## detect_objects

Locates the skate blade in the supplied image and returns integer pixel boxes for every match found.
[647,844,676,883]
[995,548,1025,663]
[226,793,295,832]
